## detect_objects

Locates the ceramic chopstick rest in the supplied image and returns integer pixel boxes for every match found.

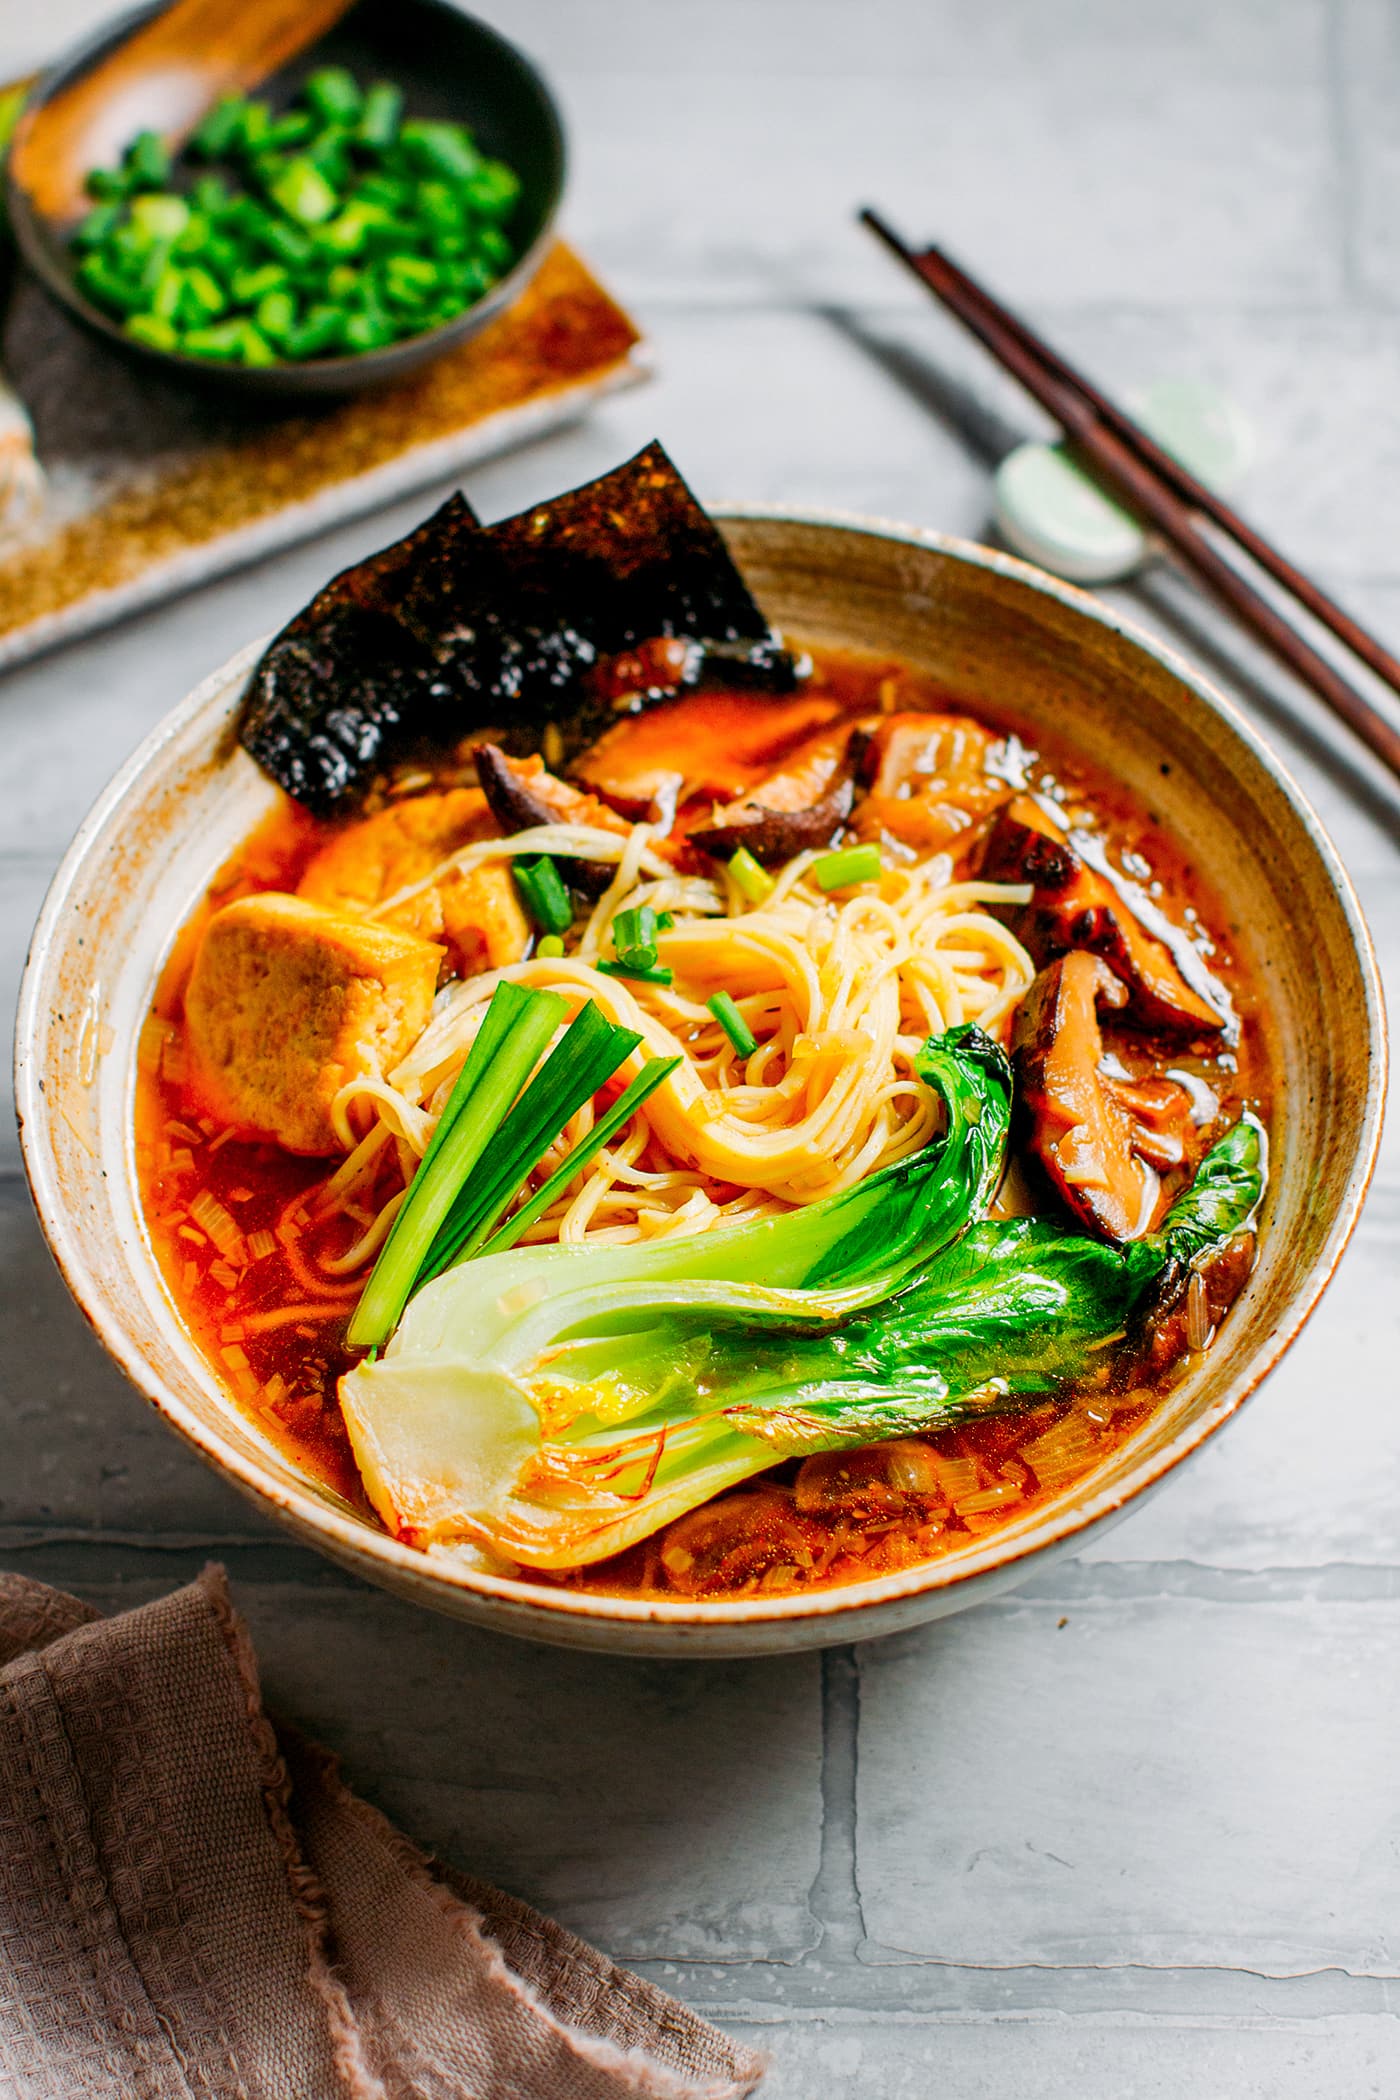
[994,378,1253,584]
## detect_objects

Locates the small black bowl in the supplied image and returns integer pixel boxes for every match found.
[6,0,566,397]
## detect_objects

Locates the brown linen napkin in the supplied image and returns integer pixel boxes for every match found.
[0,1567,765,2099]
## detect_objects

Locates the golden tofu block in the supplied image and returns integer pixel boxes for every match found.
[298,789,529,975]
[184,892,443,1155]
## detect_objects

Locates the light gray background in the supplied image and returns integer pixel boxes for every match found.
[3,5,1398,2094]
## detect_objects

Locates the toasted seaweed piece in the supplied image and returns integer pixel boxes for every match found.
[239,493,484,814]
[238,444,779,814]
[681,636,804,692]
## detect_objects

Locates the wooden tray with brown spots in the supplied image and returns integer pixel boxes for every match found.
[0,240,646,670]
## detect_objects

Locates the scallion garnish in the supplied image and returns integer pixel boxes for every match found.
[478,1057,683,1257]
[814,843,882,891]
[610,904,674,971]
[728,847,774,904]
[514,855,573,937]
[707,990,757,1059]
[598,903,675,983]
[597,959,674,986]
[418,1002,642,1280]
[347,981,565,1349]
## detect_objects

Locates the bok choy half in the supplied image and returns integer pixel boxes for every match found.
[338,1027,1265,1571]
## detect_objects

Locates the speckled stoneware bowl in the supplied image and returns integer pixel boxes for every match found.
[15,515,1387,1656]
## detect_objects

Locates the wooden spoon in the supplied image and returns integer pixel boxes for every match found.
[11,0,354,223]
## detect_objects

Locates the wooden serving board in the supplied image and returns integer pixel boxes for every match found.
[0,239,647,670]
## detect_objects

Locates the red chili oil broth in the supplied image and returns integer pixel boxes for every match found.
[134,645,1273,1596]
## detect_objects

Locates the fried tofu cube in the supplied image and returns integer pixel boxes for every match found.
[184,893,442,1155]
[435,860,531,977]
[297,789,529,975]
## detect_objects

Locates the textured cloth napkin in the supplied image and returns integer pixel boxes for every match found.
[0,1567,764,2100]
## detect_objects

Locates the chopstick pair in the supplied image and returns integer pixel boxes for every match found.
[860,208,1400,782]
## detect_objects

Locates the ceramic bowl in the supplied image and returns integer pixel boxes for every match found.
[15,514,1387,1655]
[7,0,566,398]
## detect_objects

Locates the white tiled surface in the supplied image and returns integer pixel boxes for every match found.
[3,4,1398,2093]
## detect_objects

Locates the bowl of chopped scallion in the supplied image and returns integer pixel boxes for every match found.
[6,0,566,393]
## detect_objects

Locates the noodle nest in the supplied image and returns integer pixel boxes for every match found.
[325,821,1035,1252]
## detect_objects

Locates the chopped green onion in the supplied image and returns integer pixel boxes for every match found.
[514,856,573,937]
[182,320,247,361]
[68,66,522,368]
[419,1003,643,1279]
[124,312,179,352]
[353,172,406,216]
[191,96,246,160]
[149,266,185,322]
[708,991,757,1059]
[597,959,674,987]
[255,289,298,343]
[257,217,316,269]
[536,934,566,959]
[76,257,148,315]
[124,129,171,189]
[304,67,363,126]
[229,260,288,303]
[317,207,370,257]
[341,309,395,351]
[479,1058,683,1258]
[399,118,479,182]
[191,174,231,217]
[609,904,674,973]
[283,305,343,359]
[129,192,189,242]
[236,101,273,152]
[728,847,774,904]
[265,109,316,150]
[181,265,227,319]
[356,81,404,151]
[85,166,131,202]
[270,156,340,226]
[239,323,278,367]
[348,982,565,1349]
[466,160,522,218]
[305,127,352,188]
[814,843,882,891]
[72,202,123,250]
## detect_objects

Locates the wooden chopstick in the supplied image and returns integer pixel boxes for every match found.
[860,207,1400,781]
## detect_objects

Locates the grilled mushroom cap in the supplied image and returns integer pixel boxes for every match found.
[985,797,1223,1036]
[1014,951,1175,1241]
[474,744,626,896]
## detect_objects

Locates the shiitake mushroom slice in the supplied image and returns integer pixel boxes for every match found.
[984,797,1225,1036]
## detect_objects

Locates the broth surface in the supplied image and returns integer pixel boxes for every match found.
[135,643,1271,1596]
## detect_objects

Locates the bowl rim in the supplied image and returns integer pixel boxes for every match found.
[5,0,568,393]
[14,508,1389,1632]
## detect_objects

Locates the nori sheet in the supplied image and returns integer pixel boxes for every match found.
[238,443,776,813]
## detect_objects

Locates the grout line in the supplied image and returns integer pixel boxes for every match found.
[623,1958,1400,2021]
[804,1646,865,1958]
